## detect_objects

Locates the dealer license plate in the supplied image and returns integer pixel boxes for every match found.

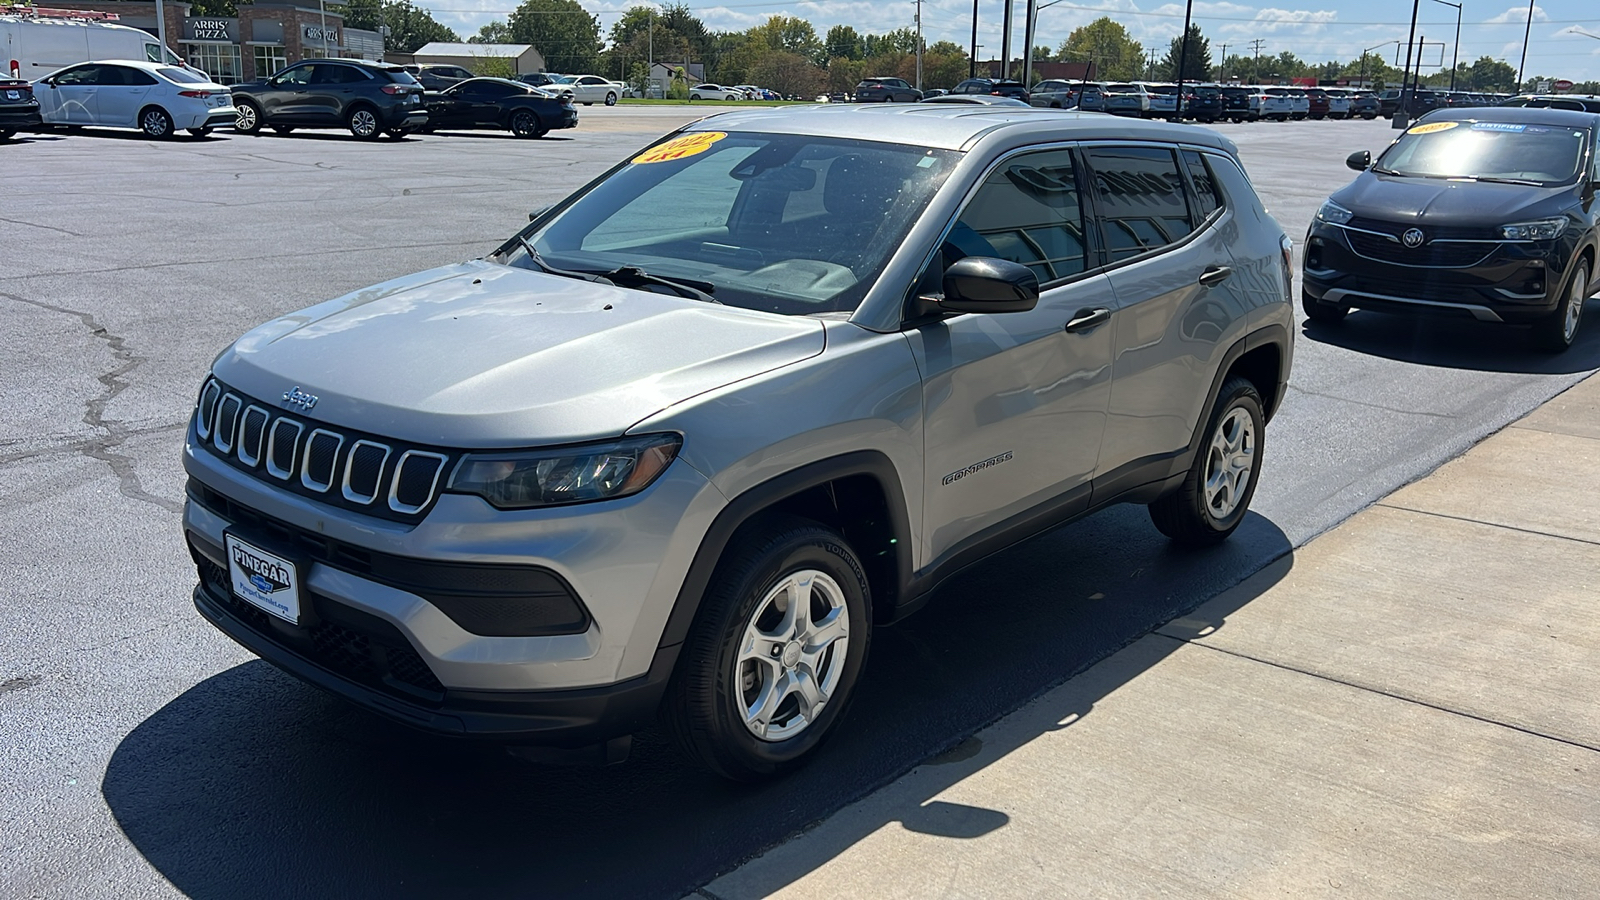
[4,90,18,100]
[225,534,301,624]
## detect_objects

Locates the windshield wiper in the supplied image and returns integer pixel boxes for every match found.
[591,266,721,305]
[1460,176,1546,186]
[512,235,615,286]
[1370,166,1403,175]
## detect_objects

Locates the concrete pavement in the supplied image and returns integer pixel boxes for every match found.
[696,373,1600,899]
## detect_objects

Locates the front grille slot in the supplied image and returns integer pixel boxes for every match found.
[237,406,270,466]
[213,394,242,453]
[342,440,390,505]
[194,380,452,522]
[301,429,344,492]
[266,419,303,480]
[391,451,447,514]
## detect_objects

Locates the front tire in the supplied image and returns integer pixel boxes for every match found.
[662,515,871,781]
[271,124,294,135]
[187,126,212,138]
[139,106,173,139]
[1533,259,1589,353]
[234,101,261,134]
[690,93,701,101]
[346,106,380,140]
[1150,377,1265,546]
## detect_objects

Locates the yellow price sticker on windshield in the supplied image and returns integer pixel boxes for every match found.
[1407,121,1459,135]
[633,131,727,164]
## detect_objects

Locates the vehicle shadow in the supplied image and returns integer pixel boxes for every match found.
[1301,299,1600,374]
[103,506,1291,899]
[422,131,577,142]
[37,127,224,142]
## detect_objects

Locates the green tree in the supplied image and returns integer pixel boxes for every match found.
[471,21,513,44]
[189,0,237,16]
[340,0,457,53]
[750,50,823,97]
[825,25,864,61]
[508,0,600,74]
[924,41,969,89]
[1055,17,1144,81]
[1158,24,1210,81]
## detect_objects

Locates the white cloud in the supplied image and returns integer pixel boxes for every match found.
[1483,4,1546,26]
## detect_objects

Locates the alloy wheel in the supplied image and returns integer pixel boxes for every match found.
[1204,407,1256,520]
[349,109,378,138]
[141,109,171,138]
[1564,265,1586,343]
[735,569,850,742]
[235,103,257,132]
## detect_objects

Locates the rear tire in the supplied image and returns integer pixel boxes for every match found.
[1533,259,1589,353]
[662,515,872,781]
[0,128,16,140]
[509,108,541,138]
[1302,290,1349,324]
[271,125,294,135]
[604,91,617,106]
[1150,377,1264,546]
[139,106,174,139]
[234,100,261,134]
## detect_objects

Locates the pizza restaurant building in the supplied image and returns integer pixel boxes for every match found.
[62,1,384,84]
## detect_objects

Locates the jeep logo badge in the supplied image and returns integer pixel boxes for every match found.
[1402,228,1425,248]
[282,386,319,412]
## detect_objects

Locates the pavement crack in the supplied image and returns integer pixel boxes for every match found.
[0,421,188,468]
[1374,502,1600,547]
[0,215,85,238]
[0,291,181,514]
[1287,383,1459,419]
[1156,633,1600,755]
[0,675,43,697]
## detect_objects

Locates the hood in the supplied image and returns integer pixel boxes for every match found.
[213,260,826,447]
[1335,172,1571,227]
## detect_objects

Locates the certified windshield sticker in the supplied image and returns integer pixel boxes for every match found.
[633,132,727,164]
[1470,122,1528,132]
[1407,121,1459,135]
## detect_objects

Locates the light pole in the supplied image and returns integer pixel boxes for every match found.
[1023,0,1067,87]
[1359,40,1399,89]
[1516,0,1534,91]
[1566,26,1600,41]
[969,0,979,78]
[1174,0,1195,119]
[1430,0,1461,92]
[1395,0,1421,128]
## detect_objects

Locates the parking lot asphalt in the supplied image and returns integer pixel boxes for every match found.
[2,112,1597,900]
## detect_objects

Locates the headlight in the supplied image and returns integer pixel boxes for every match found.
[1499,218,1568,241]
[1316,200,1354,226]
[447,434,681,509]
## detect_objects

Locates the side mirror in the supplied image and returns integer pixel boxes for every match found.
[929,257,1039,314]
[528,204,551,222]
[1346,150,1371,171]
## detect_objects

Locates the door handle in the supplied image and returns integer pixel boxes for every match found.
[1065,307,1111,332]
[1198,265,1233,287]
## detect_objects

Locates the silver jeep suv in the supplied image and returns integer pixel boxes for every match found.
[184,107,1294,780]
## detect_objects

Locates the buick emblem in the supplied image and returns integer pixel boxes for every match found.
[281,385,319,412]
[1402,228,1425,248]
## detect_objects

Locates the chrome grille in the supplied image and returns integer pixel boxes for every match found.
[192,378,452,522]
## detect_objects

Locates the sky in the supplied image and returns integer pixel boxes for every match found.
[415,0,1600,83]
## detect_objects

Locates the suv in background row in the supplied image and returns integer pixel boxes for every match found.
[855,76,921,102]
[184,107,1293,781]
[232,58,427,140]
[407,64,473,91]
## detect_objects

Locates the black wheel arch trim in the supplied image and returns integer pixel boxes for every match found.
[656,450,914,649]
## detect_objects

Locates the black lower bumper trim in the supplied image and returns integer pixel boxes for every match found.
[195,585,679,745]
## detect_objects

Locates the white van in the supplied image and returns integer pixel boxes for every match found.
[2,15,183,79]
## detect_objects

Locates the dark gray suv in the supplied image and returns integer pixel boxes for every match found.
[185,107,1294,779]
[232,58,427,140]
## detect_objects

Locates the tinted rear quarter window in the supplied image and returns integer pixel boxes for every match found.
[1084,146,1194,263]
[1182,150,1224,219]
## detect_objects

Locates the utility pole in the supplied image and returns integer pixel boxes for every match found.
[154,0,167,62]
[1395,0,1420,128]
[1174,0,1194,119]
[1248,38,1264,82]
[647,8,653,97]
[969,0,979,78]
[1218,42,1226,81]
[1021,0,1036,86]
[915,0,923,90]
[1001,0,1013,80]
[1516,0,1534,91]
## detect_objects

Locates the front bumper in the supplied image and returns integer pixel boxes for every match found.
[1303,221,1567,323]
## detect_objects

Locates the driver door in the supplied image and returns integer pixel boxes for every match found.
[263,63,313,120]
[40,64,102,125]
[907,146,1114,566]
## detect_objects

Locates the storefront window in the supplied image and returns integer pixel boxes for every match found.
[186,44,241,84]
[253,45,288,77]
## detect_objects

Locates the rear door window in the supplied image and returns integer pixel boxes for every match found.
[1083,146,1194,263]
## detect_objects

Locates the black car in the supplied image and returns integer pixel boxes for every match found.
[1220,86,1258,121]
[1500,94,1600,113]
[855,77,921,102]
[1183,84,1223,122]
[0,77,42,139]
[409,64,474,92]
[421,77,577,138]
[950,77,1029,102]
[232,58,427,140]
[1303,107,1600,351]
[1349,90,1380,120]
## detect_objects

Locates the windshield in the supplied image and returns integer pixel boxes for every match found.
[508,131,958,316]
[1147,85,1177,94]
[1376,120,1590,185]
[1106,84,1134,92]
